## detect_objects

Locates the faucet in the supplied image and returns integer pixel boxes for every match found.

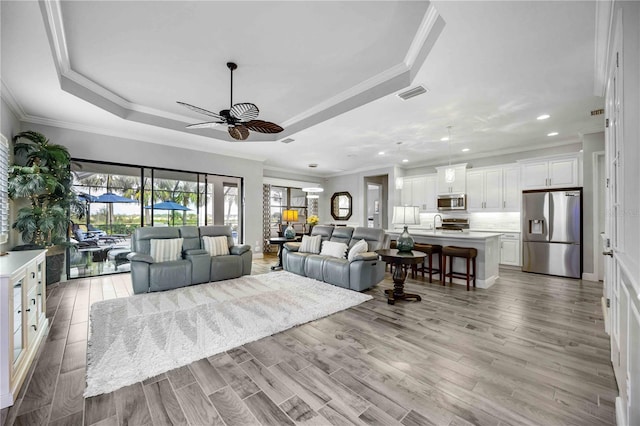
[433,214,443,232]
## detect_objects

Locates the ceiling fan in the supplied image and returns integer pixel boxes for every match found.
[177,62,284,141]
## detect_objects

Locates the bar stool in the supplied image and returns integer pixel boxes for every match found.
[412,243,442,283]
[442,246,477,291]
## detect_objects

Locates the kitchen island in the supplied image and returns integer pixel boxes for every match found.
[385,229,503,288]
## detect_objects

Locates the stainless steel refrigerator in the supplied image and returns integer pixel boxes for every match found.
[522,188,582,278]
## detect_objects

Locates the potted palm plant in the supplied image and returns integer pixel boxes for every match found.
[8,131,83,284]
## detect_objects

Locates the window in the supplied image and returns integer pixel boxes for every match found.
[269,186,308,237]
[0,134,8,244]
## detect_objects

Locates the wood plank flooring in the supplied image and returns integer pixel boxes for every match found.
[1,255,617,425]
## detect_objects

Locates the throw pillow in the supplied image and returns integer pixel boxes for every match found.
[320,241,349,259]
[202,235,230,256]
[299,235,322,254]
[348,239,369,262]
[150,238,183,262]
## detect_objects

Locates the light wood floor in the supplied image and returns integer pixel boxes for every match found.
[2,254,617,426]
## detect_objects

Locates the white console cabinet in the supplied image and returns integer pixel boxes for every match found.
[1,250,48,409]
[519,155,579,190]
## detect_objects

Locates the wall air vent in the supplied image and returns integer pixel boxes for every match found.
[280,138,295,144]
[397,85,428,100]
[590,109,604,116]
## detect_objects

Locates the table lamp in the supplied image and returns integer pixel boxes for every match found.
[392,206,419,252]
[282,209,298,239]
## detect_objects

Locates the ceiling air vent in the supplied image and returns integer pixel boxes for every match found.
[280,138,295,144]
[590,109,604,116]
[397,85,428,101]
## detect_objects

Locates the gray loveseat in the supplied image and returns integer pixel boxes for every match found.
[282,225,388,291]
[128,225,252,294]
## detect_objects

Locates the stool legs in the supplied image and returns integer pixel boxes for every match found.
[442,251,477,291]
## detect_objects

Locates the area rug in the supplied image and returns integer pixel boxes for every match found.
[84,271,372,397]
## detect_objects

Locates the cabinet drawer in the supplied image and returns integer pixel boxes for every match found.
[501,233,520,240]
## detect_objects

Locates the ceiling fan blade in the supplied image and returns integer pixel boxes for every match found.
[177,101,224,120]
[185,121,224,129]
[228,125,250,140]
[230,103,259,122]
[244,120,284,134]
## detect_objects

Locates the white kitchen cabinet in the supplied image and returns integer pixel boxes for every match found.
[503,165,521,210]
[401,178,413,206]
[1,250,48,409]
[424,174,438,211]
[520,155,579,190]
[466,165,517,212]
[500,233,521,266]
[436,163,467,194]
[467,168,504,211]
[401,174,437,211]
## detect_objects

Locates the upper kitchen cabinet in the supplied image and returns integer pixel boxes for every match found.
[502,165,521,210]
[436,163,467,194]
[466,168,503,211]
[519,155,579,190]
[466,164,520,212]
[401,174,437,211]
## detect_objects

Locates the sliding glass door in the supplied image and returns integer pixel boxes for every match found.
[69,159,243,279]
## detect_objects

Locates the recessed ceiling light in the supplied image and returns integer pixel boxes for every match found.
[440,137,449,141]
[402,159,409,163]
[537,114,550,120]
[462,148,470,152]
[378,151,385,155]
[547,132,559,136]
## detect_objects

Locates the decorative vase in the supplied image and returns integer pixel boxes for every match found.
[284,225,295,239]
[396,225,414,252]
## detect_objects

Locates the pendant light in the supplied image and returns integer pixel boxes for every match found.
[445,126,455,183]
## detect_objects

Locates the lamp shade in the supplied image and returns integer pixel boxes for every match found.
[282,209,299,222]
[391,206,419,225]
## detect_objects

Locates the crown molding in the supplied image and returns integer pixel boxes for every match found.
[39,0,444,143]
[20,114,267,163]
[1,80,27,120]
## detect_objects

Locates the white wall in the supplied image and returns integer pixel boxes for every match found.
[23,123,265,256]
[322,166,399,228]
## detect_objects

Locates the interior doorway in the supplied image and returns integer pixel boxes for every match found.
[364,175,388,229]
[367,184,383,228]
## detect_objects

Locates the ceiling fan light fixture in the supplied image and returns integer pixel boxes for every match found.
[178,62,284,140]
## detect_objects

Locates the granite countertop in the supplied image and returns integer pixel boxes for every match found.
[385,229,503,240]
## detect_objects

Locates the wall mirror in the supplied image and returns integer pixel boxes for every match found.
[331,191,352,220]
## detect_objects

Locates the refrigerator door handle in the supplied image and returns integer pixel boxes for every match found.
[545,191,552,241]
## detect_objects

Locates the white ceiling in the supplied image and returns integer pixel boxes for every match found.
[1,1,604,177]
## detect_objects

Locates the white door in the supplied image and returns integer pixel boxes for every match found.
[465,170,484,210]
[520,161,549,189]
[548,158,578,188]
[503,166,521,210]
[424,175,438,211]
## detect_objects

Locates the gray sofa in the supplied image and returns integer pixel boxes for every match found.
[127,225,252,294]
[282,225,388,291]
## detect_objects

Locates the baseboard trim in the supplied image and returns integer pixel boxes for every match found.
[582,272,599,282]
[253,252,264,259]
[615,396,625,426]
[602,296,610,335]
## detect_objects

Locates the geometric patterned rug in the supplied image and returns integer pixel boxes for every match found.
[84,271,372,397]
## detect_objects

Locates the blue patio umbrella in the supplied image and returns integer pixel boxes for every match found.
[93,193,137,233]
[145,201,191,226]
[95,193,137,203]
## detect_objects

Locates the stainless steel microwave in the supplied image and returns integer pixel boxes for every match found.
[437,194,467,211]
